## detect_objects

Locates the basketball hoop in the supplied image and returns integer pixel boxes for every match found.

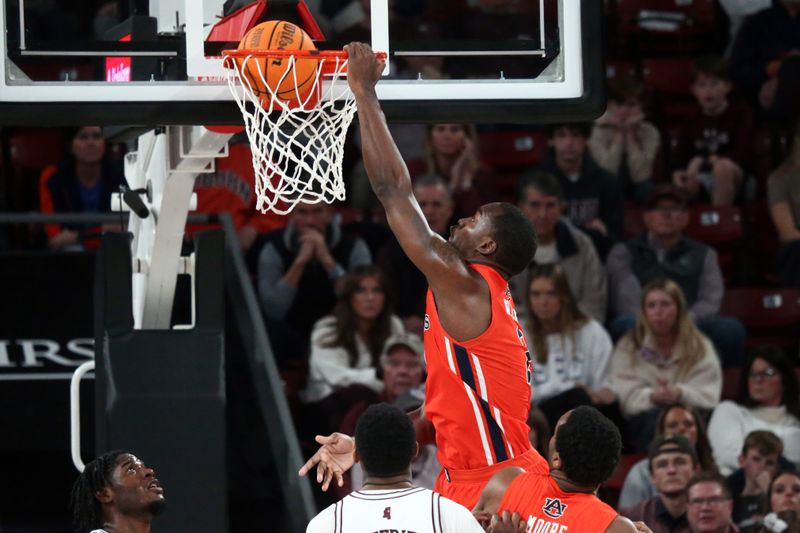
[222,49,383,215]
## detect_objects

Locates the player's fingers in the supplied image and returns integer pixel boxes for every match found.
[298,454,320,476]
[321,465,335,491]
[315,433,335,445]
[316,459,332,485]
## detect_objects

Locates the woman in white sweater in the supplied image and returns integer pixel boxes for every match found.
[707,346,800,475]
[524,264,617,428]
[611,278,722,451]
[302,265,404,407]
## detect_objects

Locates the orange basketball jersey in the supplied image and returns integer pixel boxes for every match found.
[424,263,533,471]
[498,455,618,533]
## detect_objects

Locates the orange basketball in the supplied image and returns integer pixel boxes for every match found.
[237,20,318,103]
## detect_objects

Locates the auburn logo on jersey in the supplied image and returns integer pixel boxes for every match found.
[542,498,567,519]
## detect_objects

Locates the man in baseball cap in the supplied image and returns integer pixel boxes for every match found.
[619,434,700,532]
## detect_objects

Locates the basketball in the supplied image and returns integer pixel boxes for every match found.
[237,20,319,103]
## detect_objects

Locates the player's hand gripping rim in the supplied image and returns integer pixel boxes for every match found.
[298,433,356,491]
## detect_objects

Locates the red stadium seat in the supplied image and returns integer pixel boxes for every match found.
[686,205,743,245]
[721,367,741,401]
[686,205,742,281]
[601,453,647,508]
[9,128,63,169]
[616,0,717,54]
[624,205,646,239]
[642,58,694,96]
[479,130,548,169]
[721,288,800,351]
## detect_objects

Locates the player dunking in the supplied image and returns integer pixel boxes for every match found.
[299,42,539,510]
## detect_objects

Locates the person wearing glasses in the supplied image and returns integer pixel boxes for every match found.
[707,347,800,475]
[685,472,737,533]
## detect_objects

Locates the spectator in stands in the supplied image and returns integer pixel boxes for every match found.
[729,430,784,530]
[671,56,754,207]
[619,434,700,532]
[301,265,404,432]
[685,472,737,533]
[749,472,800,533]
[523,263,618,429]
[707,347,800,476]
[611,278,722,452]
[510,171,607,322]
[530,122,625,259]
[767,123,800,288]
[406,123,496,219]
[343,332,440,493]
[606,184,746,369]
[620,403,719,509]
[339,331,426,436]
[39,126,124,251]
[257,201,371,368]
[378,175,454,334]
[589,76,661,205]
[730,1,800,115]
[189,137,286,256]
[768,471,800,514]
[71,450,165,533]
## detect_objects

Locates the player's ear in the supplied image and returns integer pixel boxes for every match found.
[95,486,114,504]
[550,450,562,471]
[477,236,497,257]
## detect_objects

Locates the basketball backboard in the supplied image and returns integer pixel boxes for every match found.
[0,0,604,125]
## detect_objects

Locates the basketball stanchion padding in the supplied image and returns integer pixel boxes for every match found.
[223,22,386,215]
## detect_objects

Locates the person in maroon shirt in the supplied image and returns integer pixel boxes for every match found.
[685,472,739,533]
[672,56,755,206]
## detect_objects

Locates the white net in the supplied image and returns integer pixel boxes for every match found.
[224,52,355,215]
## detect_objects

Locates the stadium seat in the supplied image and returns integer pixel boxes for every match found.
[479,129,548,169]
[615,0,717,54]
[642,58,697,125]
[721,367,741,401]
[601,453,647,508]
[686,205,742,280]
[624,205,646,239]
[721,288,800,351]
[642,58,693,96]
[9,128,63,169]
[686,205,743,245]
[606,59,638,81]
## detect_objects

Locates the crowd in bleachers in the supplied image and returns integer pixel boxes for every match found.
[2,0,800,531]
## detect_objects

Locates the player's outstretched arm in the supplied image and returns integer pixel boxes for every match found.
[344,42,474,291]
[297,433,356,491]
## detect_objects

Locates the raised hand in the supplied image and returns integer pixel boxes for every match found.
[298,433,356,491]
[345,42,385,96]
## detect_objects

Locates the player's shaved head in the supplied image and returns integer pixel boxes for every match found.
[486,202,537,276]
[355,403,417,477]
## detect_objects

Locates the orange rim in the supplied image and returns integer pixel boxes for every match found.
[222,49,387,61]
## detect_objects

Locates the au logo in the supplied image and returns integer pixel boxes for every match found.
[542,498,567,519]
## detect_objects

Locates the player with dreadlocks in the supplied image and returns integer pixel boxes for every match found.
[70,450,166,533]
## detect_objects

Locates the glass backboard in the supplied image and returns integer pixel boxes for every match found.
[0,0,604,125]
